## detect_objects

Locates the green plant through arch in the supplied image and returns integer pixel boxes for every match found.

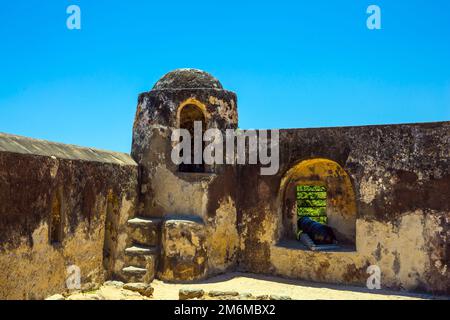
[296,185,327,238]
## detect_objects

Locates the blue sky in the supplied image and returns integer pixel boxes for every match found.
[0,0,449,153]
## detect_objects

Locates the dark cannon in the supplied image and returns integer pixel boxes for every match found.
[298,216,336,245]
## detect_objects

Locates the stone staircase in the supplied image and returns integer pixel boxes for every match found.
[121,216,162,283]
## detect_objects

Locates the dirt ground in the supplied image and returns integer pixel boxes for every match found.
[150,272,437,300]
[50,272,447,300]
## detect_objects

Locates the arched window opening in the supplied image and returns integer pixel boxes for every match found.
[178,104,206,173]
[280,158,357,249]
[296,185,337,246]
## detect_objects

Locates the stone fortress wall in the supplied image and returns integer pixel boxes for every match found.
[0,69,448,299]
[238,123,449,294]
[0,133,138,299]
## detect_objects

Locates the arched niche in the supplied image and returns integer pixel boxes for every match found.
[177,99,208,173]
[279,158,357,245]
[176,98,209,128]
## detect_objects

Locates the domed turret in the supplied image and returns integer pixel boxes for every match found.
[131,68,239,283]
[152,68,223,90]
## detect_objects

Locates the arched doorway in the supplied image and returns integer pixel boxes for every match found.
[178,103,206,173]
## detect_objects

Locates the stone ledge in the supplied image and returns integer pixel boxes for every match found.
[275,240,357,254]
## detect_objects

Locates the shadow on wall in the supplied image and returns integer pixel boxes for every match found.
[103,190,120,279]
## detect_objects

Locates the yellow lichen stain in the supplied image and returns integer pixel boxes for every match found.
[357,211,435,291]
[164,225,198,257]
[270,242,363,284]
[176,98,209,127]
[113,195,136,273]
[49,158,59,179]
[152,166,209,217]
[0,187,137,300]
[208,96,228,108]
[257,210,278,245]
[159,220,207,281]
[207,196,239,273]
[0,220,106,299]
[280,158,352,192]
[208,96,237,124]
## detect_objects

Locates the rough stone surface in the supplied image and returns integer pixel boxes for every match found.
[0,134,138,299]
[208,290,239,297]
[57,282,153,300]
[238,122,450,294]
[123,282,154,297]
[81,282,100,292]
[179,289,205,300]
[153,68,223,90]
[132,70,239,284]
[127,217,161,247]
[103,280,124,288]
[160,217,208,281]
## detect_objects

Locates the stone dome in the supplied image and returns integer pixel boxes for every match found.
[152,68,223,90]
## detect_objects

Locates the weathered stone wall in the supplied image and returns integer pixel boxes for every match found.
[237,121,449,294]
[132,83,240,281]
[0,133,138,299]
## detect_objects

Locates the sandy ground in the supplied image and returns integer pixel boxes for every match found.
[151,272,440,300]
[64,285,150,300]
[52,272,448,300]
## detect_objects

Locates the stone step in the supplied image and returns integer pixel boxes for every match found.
[127,217,162,227]
[122,266,147,275]
[124,245,158,269]
[125,253,156,269]
[127,217,162,246]
[121,266,152,283]
[125,245,157,256]
[122,217,161,284]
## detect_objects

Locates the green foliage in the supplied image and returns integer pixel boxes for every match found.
[297,207,326,216]
[297,199,326,207]
[297,185,326,192]
[296,191,327,200]
[296,185,327,225]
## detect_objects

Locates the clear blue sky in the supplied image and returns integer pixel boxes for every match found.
[0,0,449,153]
